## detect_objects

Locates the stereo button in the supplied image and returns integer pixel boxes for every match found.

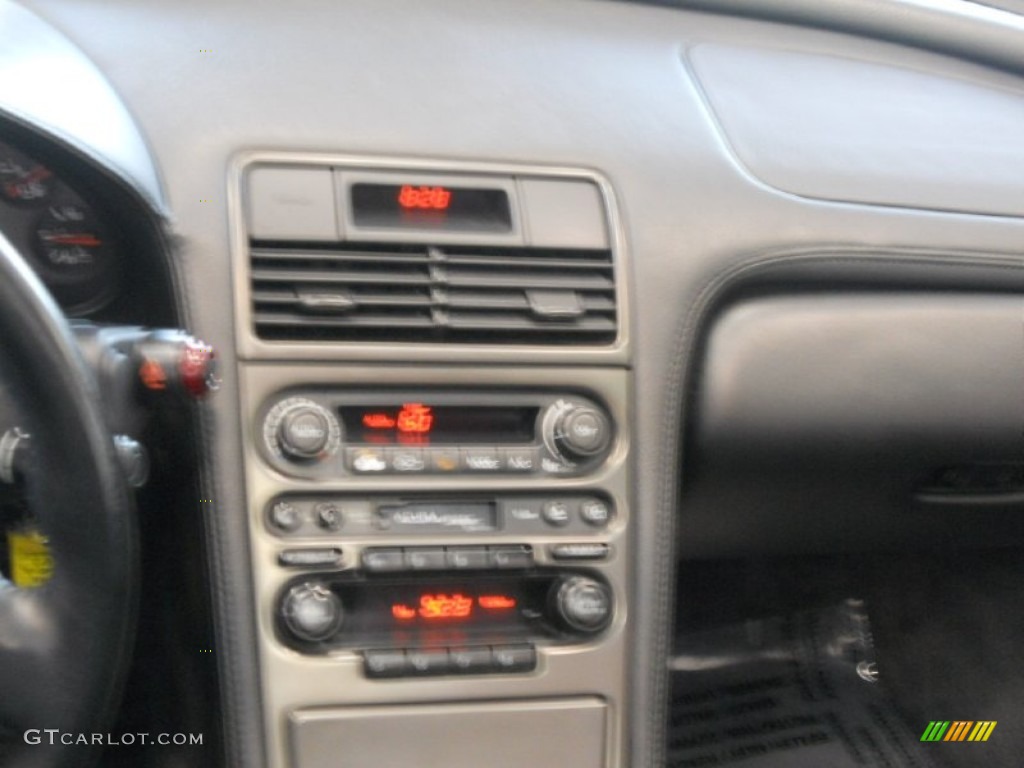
[446,547,490,570]
[542,500,571,527]
[315,502,343,531]
[279,548,343,567]
[270,501,302,532]
[580,498,612,527]
[362,548,405,572]
[404,547,446,570]
[550,543,610,562]
[489,545,534,569]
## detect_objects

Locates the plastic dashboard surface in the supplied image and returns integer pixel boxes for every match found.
[9,1,1024,767]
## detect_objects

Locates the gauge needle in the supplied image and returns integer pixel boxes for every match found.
[41,233,101,246]
[3,167,53,197]
[24,166,53,184]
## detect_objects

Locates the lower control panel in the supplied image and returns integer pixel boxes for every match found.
[276,570,615,659]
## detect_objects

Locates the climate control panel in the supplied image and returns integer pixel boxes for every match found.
[275,570,615,659]
[258,390,615,479]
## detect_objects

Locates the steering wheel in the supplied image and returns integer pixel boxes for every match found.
[0,231,138,767]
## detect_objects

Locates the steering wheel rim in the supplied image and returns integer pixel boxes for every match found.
[0,231,137,767]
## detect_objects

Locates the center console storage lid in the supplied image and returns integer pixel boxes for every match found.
[289,698,607,768]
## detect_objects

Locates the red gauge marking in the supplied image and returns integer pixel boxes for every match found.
[478,595,517,610]
[23,166,53,184]
[397,185,452,211]
[397,403,433,434]
[40,234,102,247]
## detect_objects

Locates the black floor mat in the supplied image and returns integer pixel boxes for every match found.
[669,600,936,767]
[673,550,1024,768]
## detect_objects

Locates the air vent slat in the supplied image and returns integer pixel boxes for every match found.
[444,254,612,270]
[252,248,430,266]
[249,243,617,345]
[254,312,434,328]
[444,269,613,291]
[251,268,431,286]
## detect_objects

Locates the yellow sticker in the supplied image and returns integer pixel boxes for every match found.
[7,529,54,587]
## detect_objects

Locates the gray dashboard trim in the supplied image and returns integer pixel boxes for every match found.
[686,42,1024,217]
[660,0,1024,75]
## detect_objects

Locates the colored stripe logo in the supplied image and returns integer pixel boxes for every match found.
[920,721,997,742]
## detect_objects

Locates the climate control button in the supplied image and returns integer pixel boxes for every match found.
[551,576,613,634]
[281,582,344,642]
[542,399,613,465]
[264,397,341,463]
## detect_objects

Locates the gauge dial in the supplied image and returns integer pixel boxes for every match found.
[31,202,117,310]
[0,142,54,206]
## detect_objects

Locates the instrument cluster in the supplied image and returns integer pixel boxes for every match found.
[0,139,121,314]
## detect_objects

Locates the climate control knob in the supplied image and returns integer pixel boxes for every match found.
[543,401,612,463]
[550,575,613,634]
[281,582,344,642]
[263,397,341,463]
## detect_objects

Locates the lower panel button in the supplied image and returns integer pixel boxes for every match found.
[449,646,493,674]
[406,648,450,676]
[362,548,405,572]
[404,547,446,570]
[550,543,609,562]
[445,547,490,570]
[488,545,534,569]
[364,649,408,679]
[491,644,537,673]
[279,548,343,567]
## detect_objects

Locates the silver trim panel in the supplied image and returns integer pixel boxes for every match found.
[229,152,630,364]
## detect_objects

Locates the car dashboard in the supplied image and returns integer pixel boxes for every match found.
[2,1,1024,767]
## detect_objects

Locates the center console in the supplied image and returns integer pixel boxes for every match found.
[231,153,631,768]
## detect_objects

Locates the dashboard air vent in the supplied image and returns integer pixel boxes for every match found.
[249,243,617,345]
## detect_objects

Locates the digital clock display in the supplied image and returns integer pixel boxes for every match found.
[338,403,537,445]
[350,182,512,232]
[390,592,517,623]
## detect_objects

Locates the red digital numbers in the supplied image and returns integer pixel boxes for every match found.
[417,593,473,620]
[391,593,518,623]
[397,403,433,434]
[397,185,452,211]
